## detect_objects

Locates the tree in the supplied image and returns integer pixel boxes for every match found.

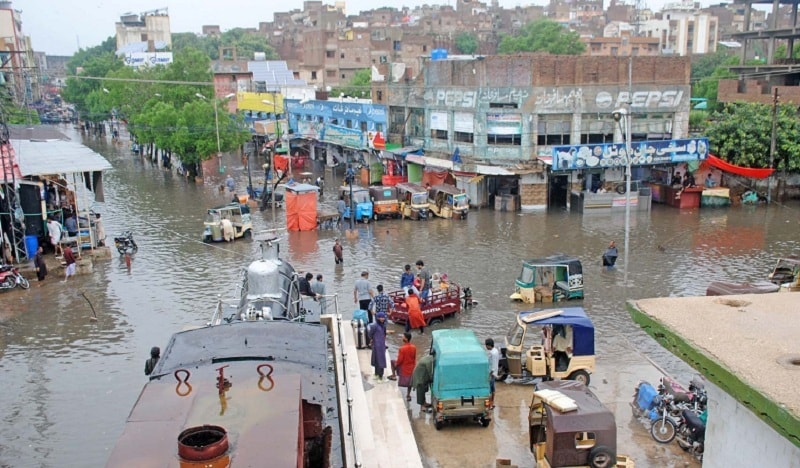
[331,69,372,99]
[497,19,586,55]
[455,32,479,55]
[706,102,800,171]
[171,29,278,61]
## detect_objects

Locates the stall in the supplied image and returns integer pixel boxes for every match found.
[284,183,320,231]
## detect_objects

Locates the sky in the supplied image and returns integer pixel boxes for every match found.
[21,0,703,56]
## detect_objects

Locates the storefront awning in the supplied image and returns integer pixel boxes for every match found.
[12,139,112,176]
[475,164,514,176]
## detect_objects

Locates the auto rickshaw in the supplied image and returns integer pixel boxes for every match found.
[529,380,634,468]
[428,184,468,219]
[395,182,429,220]
[500,307,595,385]
[339,185,373,223]
[430,329,492,430]
[369,186,400,220]
[203,201,253,242]
[510,254,584,303]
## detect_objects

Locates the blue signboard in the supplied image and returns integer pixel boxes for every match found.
[552,138,709,171]
[323,124,364,149]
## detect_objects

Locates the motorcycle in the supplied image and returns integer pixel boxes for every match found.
[649,393,680,443]
[114,231,138,255]
[676,408,706,461]
[632,376,707,444]
[0,264,30,290]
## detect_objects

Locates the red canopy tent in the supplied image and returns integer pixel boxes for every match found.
[285,183,320,231]
[706,154,774,179]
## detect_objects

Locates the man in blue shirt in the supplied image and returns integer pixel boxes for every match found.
[64,213,79,237]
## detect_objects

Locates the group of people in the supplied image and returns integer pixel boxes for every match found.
[298,272,327,311]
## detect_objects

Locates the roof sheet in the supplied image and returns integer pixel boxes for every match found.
[11,139,113,175]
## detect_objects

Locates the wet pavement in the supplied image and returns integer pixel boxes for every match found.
[1,125,799,466]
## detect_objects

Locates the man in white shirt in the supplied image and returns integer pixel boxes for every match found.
[47,217,64,257]
[485,338,500,410]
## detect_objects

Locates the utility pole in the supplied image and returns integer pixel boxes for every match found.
[768,87,778,204]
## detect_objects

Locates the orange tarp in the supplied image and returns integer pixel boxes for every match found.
[285,188,318,231]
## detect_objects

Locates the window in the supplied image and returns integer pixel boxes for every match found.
[430,110,449,140]
[611,47,618,56]
[326,50,335,58]
[454,112,474,143]
[311,71,317,80]
[574,432,597,450]
[580,115,613,144]
[377,90,383,100]
[537,115,572,146]
[455,131,474,143]
[360,121,367,132]
[326,70,336,78]
[376,123,384,133]
[330,118,339,125]
[341,52,345,59]
[393,40,401,51]
[487,113,522,146]
[431,129,448,140]
[341,73,346,79]
[141,33,148,41]
[423,45,428,52]
[409,108,425,137]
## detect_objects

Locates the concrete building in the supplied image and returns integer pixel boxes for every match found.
[638,3,719,56]
[375,54,691,210]
[0,1,38,105]
[628,294,800,468]
[115,8,172,53]
[583,30,662,56]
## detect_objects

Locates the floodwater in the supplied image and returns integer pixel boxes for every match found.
[1,126,799,467]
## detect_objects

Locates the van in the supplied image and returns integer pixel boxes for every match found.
[430,329,492,430]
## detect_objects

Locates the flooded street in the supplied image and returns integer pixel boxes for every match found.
[1,126,799,467]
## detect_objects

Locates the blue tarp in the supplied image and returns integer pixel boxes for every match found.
[519,307,595,356]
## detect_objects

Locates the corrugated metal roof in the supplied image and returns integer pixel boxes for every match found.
[11,139,113,176]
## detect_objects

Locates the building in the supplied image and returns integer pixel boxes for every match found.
[0,1,38,106]
[628,294,800,468]
[583,30,662,56]
[115,8,172,56]
[637,2,719,55]
[375,54,692,210]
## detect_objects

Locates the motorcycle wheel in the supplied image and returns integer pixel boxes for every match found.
[1,277,15,289]
[651,418,677,443]
[17,276,30,289]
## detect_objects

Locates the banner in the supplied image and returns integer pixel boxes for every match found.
[552,138,710,171]
[487,113,521,135]
[430,111,448,130]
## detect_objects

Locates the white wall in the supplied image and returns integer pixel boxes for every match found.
[706,380,800,468]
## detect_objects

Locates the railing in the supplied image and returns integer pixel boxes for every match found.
[324,294,362,467]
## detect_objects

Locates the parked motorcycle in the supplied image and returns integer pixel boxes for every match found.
[0,264,30,290]
[632,376,708,445]
[676,408,706,461]
[114,231,138,255]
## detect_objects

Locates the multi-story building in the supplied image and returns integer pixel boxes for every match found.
[0,1,38,106]
[584,27,661,56]
[115,8,172,53]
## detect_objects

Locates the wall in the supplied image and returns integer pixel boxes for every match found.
[705,380,800,468]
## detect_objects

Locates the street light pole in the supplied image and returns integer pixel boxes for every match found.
[196,92,223,174]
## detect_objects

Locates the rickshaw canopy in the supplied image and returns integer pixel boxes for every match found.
[534,380,616,445]
[521,254,583,276]
[519,307,595,356]
[431,329,490,400]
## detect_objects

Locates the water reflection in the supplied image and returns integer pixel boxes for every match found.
[0,125,798,466]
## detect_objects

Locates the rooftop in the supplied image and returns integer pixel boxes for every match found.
[628,293,800,449]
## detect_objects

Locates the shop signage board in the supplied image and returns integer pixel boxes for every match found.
[552,138,709,171]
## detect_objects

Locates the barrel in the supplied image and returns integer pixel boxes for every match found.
[25,235,39,258]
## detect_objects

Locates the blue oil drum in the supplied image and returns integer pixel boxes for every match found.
[25,235,39,258]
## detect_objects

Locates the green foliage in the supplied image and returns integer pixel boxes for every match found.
[497,19,585,55]
[62,42,250,171]
[691,49,736,81]
[706,102,800,171]
[171,28,278,61]
[331,69,372,99]
[688,110,707,131]
[691,55,738,112]
[455,32,479,55]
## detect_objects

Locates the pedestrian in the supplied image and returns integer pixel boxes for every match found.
[64,212,79,238]
[603,240,618,267]
[354,270,375,320]
[33,246,47,281]
[299,272,315,296]
[62,247,76,282]
[311,274,327,312]
[333,238,344,264]
[415,259,432,303]
[144,346,160,376]
[369,284,396,319]
[400,264,415,295]
[485,338,500,410]
[368,312,388,380]
[336,196,346,226]
[225,174,235,193]
[47,216,64,257]
[411,349,435,413]
[388,332,417,401]
[405,289,425,334]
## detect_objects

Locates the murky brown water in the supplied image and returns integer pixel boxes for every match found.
[1,126,799,466]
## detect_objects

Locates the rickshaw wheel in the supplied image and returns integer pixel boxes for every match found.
[434,419,443,430]
[479,417,491,427]
[568,370,591,386]
[243,230,252,239]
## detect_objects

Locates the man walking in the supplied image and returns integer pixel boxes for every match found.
[354,271,375,319]
[333,238,344,264]
[485,338,500,410]
[412,350,435,413]
[311,274,327,313]
[369,284,396,319]
[62,248,77,282]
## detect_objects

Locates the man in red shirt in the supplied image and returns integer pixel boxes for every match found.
[63,248,77,282]
[388,332,417,401]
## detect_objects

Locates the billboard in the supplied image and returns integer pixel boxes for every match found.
[552,138,709,171]
[122,52,173,67]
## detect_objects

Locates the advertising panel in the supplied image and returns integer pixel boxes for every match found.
[486,113,522,135]
[430,111,448,130]
[454,112,474,133]
[552,138,709,171]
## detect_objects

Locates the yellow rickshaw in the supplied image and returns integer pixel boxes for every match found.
[395,182,429,220]
[428,184,468,219]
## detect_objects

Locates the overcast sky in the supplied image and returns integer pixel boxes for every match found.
[22,0,707,56]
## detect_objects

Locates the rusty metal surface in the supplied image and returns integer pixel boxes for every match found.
[108,321,341,467]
